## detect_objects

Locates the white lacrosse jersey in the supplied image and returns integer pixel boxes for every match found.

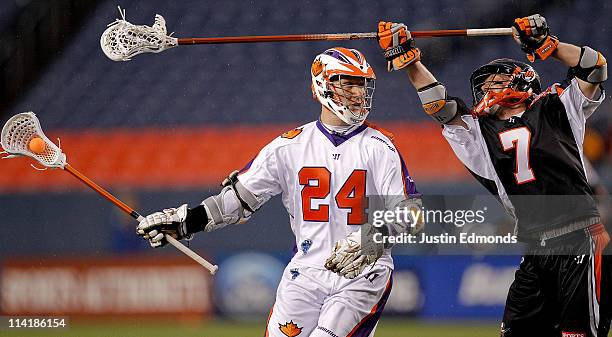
[237,120,419,270]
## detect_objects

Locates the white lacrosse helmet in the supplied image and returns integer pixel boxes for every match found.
[311,47,376,125]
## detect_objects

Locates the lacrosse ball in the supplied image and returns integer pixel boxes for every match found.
[29,137,46,154]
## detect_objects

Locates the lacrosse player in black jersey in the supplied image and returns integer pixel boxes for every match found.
[377,15,609,337]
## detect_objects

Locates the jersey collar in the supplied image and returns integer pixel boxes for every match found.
[315,120,368,147]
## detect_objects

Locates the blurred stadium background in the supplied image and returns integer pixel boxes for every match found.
[0,0,610,336]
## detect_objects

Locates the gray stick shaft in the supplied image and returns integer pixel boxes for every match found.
[166,235,219,275]
[466,28,513,36]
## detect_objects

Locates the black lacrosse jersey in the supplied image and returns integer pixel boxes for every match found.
[443,77,604,240]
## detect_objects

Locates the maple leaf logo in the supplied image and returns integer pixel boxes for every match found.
[311,59,323,76]
[281,128,303,139]
[279,321,302,337]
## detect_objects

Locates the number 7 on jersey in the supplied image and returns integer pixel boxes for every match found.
[498,127,536,184]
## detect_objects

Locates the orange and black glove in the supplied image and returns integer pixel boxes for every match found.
[512,14,559,62]
[377,21,421,72]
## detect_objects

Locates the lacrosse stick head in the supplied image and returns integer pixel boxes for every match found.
[1,112,66,169]
[100,7,178,61]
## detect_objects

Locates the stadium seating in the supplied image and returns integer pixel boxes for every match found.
[0,2,20,32]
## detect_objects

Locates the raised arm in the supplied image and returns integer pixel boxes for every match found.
[512,14,607,99]
[377,21,467,127]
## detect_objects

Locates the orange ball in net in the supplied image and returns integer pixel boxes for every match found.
[28,137,46,154]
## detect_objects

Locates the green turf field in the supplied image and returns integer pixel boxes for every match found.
[0,318,500,337]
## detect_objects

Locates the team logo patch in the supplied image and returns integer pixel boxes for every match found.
[311,59,323,76]
[290,268,300,280]
[300,239,312,254]
[279,321,302,337]
[281,128,303,139]
[523,69,536,81]
[561,332,586,337]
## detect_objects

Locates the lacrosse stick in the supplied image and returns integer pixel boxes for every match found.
[101,6,513,61]
[1,112,218,275]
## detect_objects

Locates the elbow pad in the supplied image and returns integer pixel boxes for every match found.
[570,46,607,84]
[201,170,265,232]
[417,82,458,124]
[221,170,264,213]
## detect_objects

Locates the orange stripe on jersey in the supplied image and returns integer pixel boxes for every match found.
[347,275,393,337]
[264,304,274,337]
[589,224,610,301]
[555,85,566,96]
[364,121,395,142]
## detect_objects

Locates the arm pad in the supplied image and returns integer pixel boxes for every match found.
[570,46,607,84]
[201,171,265,232]
[417,82,458,124]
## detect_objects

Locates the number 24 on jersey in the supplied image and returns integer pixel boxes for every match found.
[298,167,367,225]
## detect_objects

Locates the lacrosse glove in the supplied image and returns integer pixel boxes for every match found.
[324,227,384,279]
[377,21,421,71]
[512,14,559,62]
[136,204,207,247]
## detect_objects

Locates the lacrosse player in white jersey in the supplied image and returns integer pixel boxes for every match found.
[137,47,422,337]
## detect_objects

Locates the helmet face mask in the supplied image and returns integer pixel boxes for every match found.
[470,59,541,116]
[327,75,376,122]
[311,48,376,125]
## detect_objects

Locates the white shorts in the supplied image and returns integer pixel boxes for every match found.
[264,262,393,337]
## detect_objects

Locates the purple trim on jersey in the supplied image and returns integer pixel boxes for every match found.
[347,273,393,337]
[238,158,254,174]
[397,152,420,198]
[291,244,298,258]
[315,120,368,147]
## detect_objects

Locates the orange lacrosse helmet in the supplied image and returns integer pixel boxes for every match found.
[311,47,376,125]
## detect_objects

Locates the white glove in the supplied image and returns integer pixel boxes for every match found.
[405,198,425,235]
[324,229,383,279]
[136,204,191,248]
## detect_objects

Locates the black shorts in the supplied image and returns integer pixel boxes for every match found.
[501,224,611,337]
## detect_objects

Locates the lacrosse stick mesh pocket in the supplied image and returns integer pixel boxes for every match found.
[1,112,66,168]
[100,8,177,61]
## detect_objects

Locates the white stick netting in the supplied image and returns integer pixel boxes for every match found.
[1,112,66,169]
[100,7,178,61]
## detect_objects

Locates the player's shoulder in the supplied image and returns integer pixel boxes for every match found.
[362,122,399,155]
[265,121,315,149]
[279,121,315,140]
[529,78,577,108]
